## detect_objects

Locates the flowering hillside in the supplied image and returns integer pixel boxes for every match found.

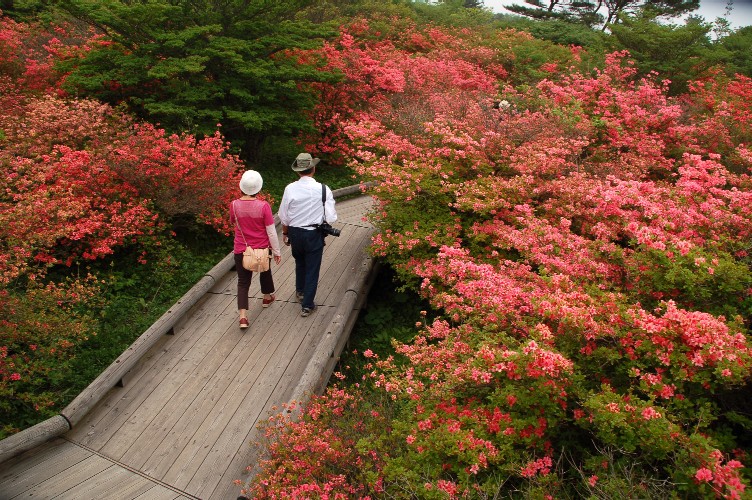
[248,19,752,499]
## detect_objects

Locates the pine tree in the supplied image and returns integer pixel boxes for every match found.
[57,0,338,160]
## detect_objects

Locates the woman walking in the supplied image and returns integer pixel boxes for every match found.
[231,170,281,329]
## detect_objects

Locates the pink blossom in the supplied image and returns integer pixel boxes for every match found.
[695,468,713,482]
[520,456,553,478]
[641,407,662,420]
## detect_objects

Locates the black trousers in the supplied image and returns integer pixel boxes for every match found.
[234,253,275,310]
[288,227,324,310]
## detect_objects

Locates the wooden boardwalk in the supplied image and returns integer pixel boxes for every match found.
[0,193,375,500]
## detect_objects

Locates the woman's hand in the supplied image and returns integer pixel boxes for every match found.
[274,255,281,265]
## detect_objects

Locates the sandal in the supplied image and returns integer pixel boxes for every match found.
[262,294,276,308]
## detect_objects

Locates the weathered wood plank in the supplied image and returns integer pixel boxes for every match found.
[1,438,194,500]
[54,464,122,497]
[62,254,236,426]
[209,306,339,499]
[0,439,90,498]
[11,454,111,498]
[132,303,294,476]
[122,298,278,472]
[78,468,158,500]
[99,298,239,461]
[160,301,330,492]
[66,306,203,447]
[132,485,191,500]
[68,292,235,451]
[185,307,333,499]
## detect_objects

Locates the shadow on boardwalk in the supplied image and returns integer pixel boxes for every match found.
[0,193,375,500]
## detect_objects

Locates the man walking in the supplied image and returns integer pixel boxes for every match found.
[278,153,338,317]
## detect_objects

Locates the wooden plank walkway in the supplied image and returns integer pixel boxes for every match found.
[0,194,375,500]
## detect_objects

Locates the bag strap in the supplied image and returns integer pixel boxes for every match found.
[232,201,250,248]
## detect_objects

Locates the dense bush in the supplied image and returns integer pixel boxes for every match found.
[248,18,752,499]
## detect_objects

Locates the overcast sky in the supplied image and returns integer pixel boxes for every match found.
[483,0,752,29]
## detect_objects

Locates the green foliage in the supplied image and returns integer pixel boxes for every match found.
[0,0,52,20]
[57,0,340,160]
[298,0,419,24]
[624,244,752,318]
[503,0,700,30]
[372,191,459,286]
[609,13,717,94]
[719,26,752,77]
[411,0,495,27]
[0,276,104,438]
[338,266,427,376]
[524,18,609,48]
[580,389,680,458]
[502,33,584,85]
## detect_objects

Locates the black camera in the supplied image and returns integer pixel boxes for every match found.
[318,222,341,237]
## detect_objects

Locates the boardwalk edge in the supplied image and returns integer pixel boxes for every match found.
[0,183,373,467]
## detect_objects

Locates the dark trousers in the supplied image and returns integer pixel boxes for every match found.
[288,227,324,309]
[234,253,275,310]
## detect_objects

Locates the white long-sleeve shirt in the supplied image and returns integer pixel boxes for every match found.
[278,176,337,230]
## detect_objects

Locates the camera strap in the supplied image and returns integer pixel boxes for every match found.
[320,183,326,225]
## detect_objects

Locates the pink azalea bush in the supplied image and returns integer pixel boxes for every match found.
[249,18,752,499]
[0,14,246,435]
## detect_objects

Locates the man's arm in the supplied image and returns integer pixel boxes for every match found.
[281,224,290,246]
[278,187,291,226]
[324,186,337,224]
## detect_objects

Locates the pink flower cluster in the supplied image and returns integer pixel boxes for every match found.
[695,450,747,500]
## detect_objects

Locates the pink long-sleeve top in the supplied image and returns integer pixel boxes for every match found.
[230,199,280,256]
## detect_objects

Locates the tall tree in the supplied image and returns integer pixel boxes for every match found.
[609,12,717,94]
[57,0,338,160]
[505,0,699,29]
[504,0,570,22]
[719,26,752,77]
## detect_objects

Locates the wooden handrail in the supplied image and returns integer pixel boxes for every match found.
[287,251,376,408]
[61,251,236,426]
[0,416,70,465]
